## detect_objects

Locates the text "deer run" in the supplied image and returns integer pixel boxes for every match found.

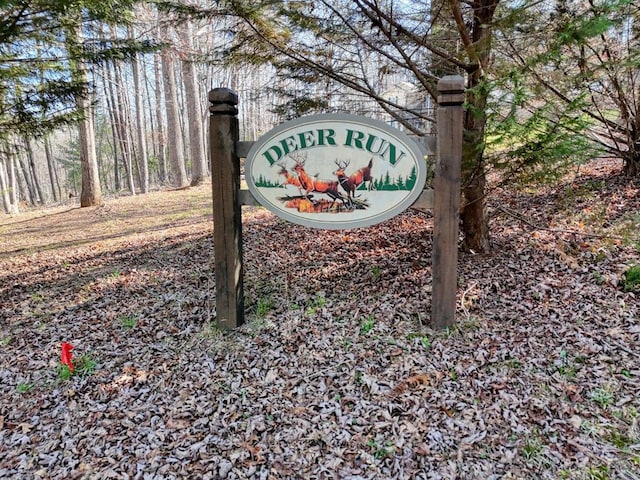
[261,128,408,167]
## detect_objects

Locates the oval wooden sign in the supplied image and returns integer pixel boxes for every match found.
[245,114,427,229]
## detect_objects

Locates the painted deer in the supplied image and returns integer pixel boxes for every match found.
[290,153,347,207]
[276,162,302,193]
[334,158,374,203]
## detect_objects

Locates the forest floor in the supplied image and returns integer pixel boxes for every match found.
[1,159,639,480]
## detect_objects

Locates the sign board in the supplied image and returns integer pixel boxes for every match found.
[245,114,427,229]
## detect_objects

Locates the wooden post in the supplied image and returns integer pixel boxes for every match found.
[209,88,244,329]
[431,76,464,329]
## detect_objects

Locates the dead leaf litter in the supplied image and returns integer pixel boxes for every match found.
[1,162,639,479]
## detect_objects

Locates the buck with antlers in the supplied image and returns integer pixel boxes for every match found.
[334,158,374,203]
[276,162,302,193]
[289,152,347,208]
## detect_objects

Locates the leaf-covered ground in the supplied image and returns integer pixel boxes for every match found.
[1,161,639,479]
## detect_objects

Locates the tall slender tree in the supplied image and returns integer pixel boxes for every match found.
[177,22,207,186]
[129,25,150,193]
[160,27,189,187]
[153,47,168,184]
[111,55,137,194]
[65,20,103,207]
[44,135,61,202]
[22,137,45,203]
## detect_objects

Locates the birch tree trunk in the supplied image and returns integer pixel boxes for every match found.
[0,156,16,214]
[0,158,13,214]
[0,146,20,214]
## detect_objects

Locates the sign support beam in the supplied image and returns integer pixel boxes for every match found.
[432,76,465,329]
[209,88,244,329]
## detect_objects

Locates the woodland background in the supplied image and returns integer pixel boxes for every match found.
[2,1,640,249]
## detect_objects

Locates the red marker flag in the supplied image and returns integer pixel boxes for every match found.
[61,342,74,372]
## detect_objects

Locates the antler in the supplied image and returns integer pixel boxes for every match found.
[288,151,307,166]
[334,159,350,169]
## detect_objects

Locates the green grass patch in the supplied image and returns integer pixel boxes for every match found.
[57,353,97,381]
[305,294,327,316]
[16,382,35,393]
[371,265,382,279]
[623,264,640,292]
[119,315,137,329]
[521,434,551,468]
[256,297,275,317]
[407,332,432,349]
[589,387,615,409]
[367,438,395,460]
[360,315,376,335]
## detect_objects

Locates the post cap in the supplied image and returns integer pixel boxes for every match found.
[437,75,465,106]
[209,88,238,105]
[209,88,238,114]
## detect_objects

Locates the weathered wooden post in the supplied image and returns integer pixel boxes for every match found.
[209,88,244,329]
[432,75,465,329]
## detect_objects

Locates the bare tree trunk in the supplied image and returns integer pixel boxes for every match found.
[461,70,491,254]
[448,0,497,254]
[8,147,19,209]
[161,43,188,187]
[77,99,102,207]
[623,149,639,176]
[0,145,20,214]
[102,60,121,191]
[142,53,157,184]
[0,157,16,214]
[67,23,102,207]
[113,60,136,195]
[461,171,490,253]
[178,23,207,186]
[154,50,167,184]
[17,148,37,205]
[44,136,60,202]
[0,169,10,213]
[23,137,44,203]
[130,25,149,193]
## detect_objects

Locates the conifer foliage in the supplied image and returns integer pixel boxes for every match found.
[0,0,156,207]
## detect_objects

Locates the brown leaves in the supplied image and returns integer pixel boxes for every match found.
[391,373,439,395]
[1,166,639,479]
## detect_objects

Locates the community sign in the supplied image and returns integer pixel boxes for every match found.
[245,114,427,229]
